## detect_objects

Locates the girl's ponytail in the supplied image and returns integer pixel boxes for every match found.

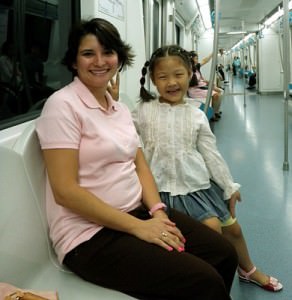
[139,61,156,102]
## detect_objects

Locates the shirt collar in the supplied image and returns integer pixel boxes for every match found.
[157,98,187,107]
[70,77,118,112]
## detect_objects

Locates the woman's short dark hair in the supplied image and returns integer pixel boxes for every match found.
[62,18,135,75]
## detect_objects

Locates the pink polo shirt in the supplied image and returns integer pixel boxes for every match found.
[36,77,142,263]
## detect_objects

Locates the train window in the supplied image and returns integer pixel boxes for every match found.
[0,0,80,129]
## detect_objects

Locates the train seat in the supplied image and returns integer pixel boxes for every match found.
[0,121,136,299]
[186,97,214,120]
[119,92,138,111]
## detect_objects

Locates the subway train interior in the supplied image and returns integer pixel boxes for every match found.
[0,0,292,299]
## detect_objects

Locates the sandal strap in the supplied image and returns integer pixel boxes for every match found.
[238,266,257,279]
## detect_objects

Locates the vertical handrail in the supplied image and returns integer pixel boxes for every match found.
[12,0,18,90]
[143,0,151,90]
[278,6,284,70]
[17,0,33,108]
[241,22,247,107]
[256,36,259,91]
[172,6,176,44]
[248,45,252,69]
[204,0,220,114]
[242,45,247,107]
[282,0,290,170]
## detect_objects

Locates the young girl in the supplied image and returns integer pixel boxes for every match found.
[132,45,283,293]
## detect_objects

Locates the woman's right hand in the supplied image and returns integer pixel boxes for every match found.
[132,214,186,252]
[107,72,120,101]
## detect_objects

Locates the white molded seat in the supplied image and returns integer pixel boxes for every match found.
[0,121,136,299]
[119,92,138,111]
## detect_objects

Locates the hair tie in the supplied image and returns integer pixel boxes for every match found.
[142,67,147,76]
[140,60,149,86]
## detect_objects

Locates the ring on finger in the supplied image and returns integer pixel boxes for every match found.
[161,231,168,238]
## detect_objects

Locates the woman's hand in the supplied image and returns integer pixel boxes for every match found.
[107,72,120,101]
[228,190,241,218]
[132,212,186,252]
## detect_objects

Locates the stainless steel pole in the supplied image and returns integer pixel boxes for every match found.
[282,0,290,170]
[204,0,220,114]
[242,22,246,107]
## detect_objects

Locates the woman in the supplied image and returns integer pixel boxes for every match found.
[36,18,237,300]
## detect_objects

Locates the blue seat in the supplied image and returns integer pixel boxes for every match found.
[199,103,214,120]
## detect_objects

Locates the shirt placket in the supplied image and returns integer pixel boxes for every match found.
[168,107,176,189]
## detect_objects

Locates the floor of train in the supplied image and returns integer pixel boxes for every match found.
[214,76,292,299]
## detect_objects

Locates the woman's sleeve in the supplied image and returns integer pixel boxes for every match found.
[36,93,81,149]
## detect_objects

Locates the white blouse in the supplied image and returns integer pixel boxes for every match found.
[132,98,240,198]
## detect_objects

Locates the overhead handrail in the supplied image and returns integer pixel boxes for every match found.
[204,0,220,115]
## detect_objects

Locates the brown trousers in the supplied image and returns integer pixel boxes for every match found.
[64,208,238,300]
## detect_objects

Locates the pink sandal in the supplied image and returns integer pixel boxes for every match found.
[238,266,283,292]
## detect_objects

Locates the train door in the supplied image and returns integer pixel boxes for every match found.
[143,0,162,59]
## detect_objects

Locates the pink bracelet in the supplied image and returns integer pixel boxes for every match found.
[149,203,167,216]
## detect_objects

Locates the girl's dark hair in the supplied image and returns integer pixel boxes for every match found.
[189,50,197,60]
[188,51,199,87]
[139,45,192,102]
[189,72,199,87]
[62,18,135,75]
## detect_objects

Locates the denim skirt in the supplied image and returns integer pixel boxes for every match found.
[159,181,231,224]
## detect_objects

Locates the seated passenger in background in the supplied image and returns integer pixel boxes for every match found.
[0,41,22,89]
[133,44,283,294]
[0,41,23,117]
[247,68,256,89]
[188,51,223,121]
[218,48,228,84]
[36,18,238,300]
[24,43,54,103]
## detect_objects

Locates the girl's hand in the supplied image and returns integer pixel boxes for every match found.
[229,190,241,218]
[107,72,120,101]
[133,214,186,252]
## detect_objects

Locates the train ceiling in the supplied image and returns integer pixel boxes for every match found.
[217,0,283,50]
[175,0,284,50]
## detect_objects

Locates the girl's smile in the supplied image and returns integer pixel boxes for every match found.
[152,56,191,105]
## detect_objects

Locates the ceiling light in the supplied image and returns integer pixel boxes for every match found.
[264,0,292,27]
[226,31,247,35]
[196,0,212,29]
